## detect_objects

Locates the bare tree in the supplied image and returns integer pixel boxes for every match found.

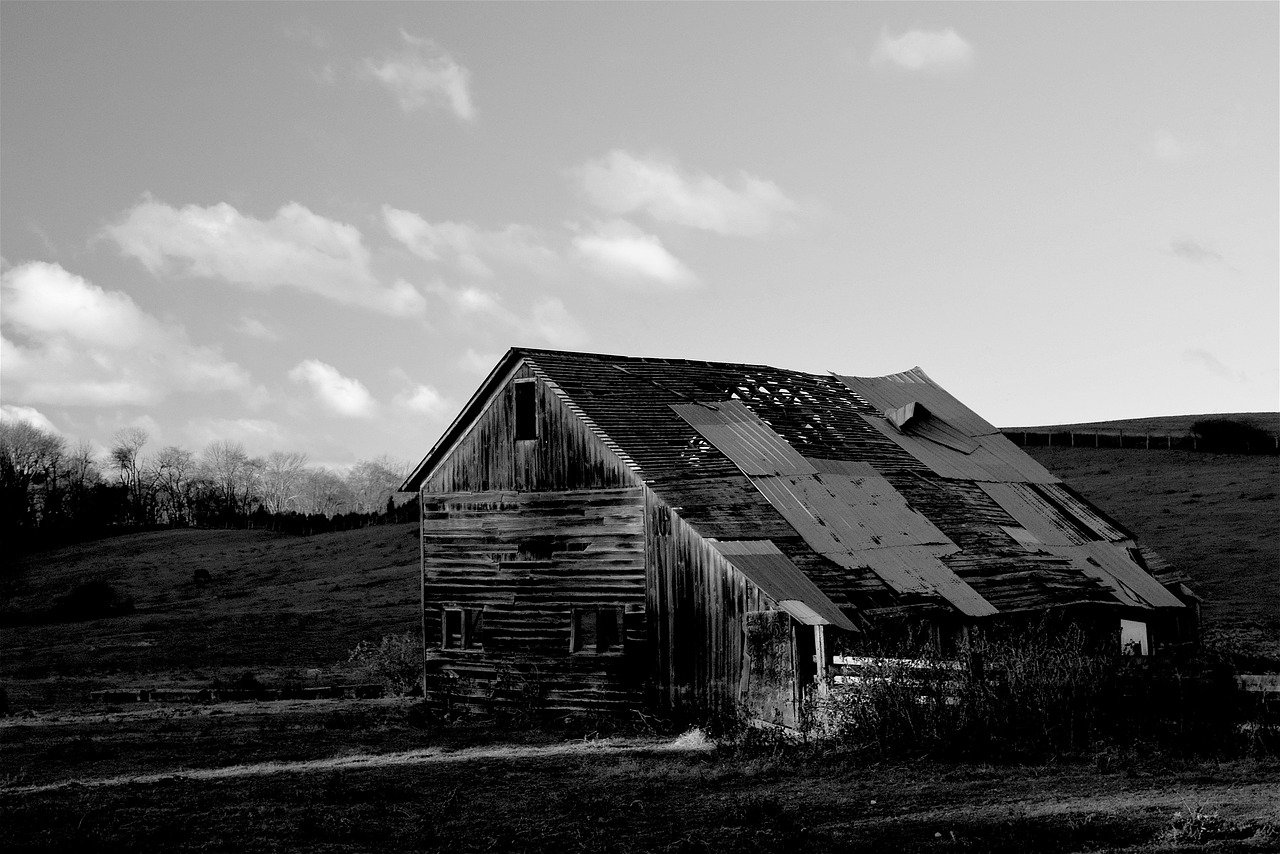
[150,445,196,525]
[0,420,66,528]
[346,455,409,514]
[260,451,308,514]
[110,427,151,523]
[297,466,353,516]
[198,440,261,520]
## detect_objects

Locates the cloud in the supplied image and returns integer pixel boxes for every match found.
[1170,237,1225,265]
[392,383,452,418]
[234,316,282,341]
[365,31,475,121]
[573,151,799,236]
[105,198,427,317]
[1184,348,1244,381]
[426,282,587,348]
[383,206,558,277]
[288,359,378,418]
[0,404,61,435]
[184,417,290,452]
[870,28,974,72]
[458,348,499,374]
[1,262,259,407]
[572,220,698,287]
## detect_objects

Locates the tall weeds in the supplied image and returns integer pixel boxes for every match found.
[817,622,1253,760]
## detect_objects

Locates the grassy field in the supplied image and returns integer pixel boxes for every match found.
[2,431,1278,852]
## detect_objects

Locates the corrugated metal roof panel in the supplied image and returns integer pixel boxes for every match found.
[858,414,1058,483]
[671,400,817,476]
[1038,483,1128,542]
[978,482,1090,546]
[826,545,1000,618]
[1041,542,1186,609]
[837,369,999,438]
[753,473,956,553]
[710,540,856,630]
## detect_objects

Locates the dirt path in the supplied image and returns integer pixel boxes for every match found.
[1,732,711,795]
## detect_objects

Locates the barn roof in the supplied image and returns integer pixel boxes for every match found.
[403,348,1189,623]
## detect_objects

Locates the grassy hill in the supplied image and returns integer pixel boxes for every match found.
[3,420,1277,712]
[1005,411,1279,436]
[2,524,422,709]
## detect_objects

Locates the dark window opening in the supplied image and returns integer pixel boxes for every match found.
[572,606,620,654]
[442,607,483,650]
[514,380,538,440]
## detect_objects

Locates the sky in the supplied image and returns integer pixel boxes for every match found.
[2,2,1276,470]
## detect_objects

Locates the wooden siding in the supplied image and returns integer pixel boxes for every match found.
[422,364,640,494]
[421,487,648,713]
[645,488,773,716]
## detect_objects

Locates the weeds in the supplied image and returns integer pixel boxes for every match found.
[347,632,422,697]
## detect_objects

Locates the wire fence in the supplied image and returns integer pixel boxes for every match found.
[1002,429,1280,455]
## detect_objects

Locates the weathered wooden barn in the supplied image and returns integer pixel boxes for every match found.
[400,348,1196,724]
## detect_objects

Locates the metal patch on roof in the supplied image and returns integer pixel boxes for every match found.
[752,473,956,553]
[808,458,880,478]
[825,545,1000,618]
[979,482,1090,546]
[838,369,1000,438]
[671,400,817,476]
[710,539,856,630]
[1041,542,1185,609]
[1037,483,1128,542]
[859,413,1059,483]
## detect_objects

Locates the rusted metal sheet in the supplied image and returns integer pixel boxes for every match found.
[1037,483,1128,541]
[978,482,1090,546]
[710,539,856,630]
[671,400,817,476]
[828,545,998,617]
[1041,541,1186,609]
[837,368,999,438]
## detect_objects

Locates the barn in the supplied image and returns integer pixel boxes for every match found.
[400,348,1196,725]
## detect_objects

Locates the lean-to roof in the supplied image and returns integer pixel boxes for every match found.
[404,348,1188,622]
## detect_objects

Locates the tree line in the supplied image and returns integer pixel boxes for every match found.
[1,421,418,550]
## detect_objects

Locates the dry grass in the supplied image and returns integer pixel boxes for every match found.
[2,703,1277,852]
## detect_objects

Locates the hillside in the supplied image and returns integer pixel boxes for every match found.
[1022,446,1279,660]
[2,524,422,708]
[1005,411,1280,436]
[3,437,1277,712]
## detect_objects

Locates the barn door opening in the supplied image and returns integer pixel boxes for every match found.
[740,610,797,727]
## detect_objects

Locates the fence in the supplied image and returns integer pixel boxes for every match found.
[1003,430,1279,455]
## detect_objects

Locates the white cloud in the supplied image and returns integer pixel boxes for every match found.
[392,383,452,418]
[184,417,290,452]
[0,404,61,435]
[529,298,587,349]
[573,151,799,237]
[234,316,282,341]
[458,348,499,374]
[870,28,974,73]
[365,31,475,121]
[105,198,427,317]
[426,282,588,348]
[288,359,378,418]
[383,206,558,277]
[1184,348,1244,382]
[1,262,259,407]
[572,220,698,288]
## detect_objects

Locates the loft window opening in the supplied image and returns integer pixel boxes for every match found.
[514,380,538,440]
[442,607,484,650]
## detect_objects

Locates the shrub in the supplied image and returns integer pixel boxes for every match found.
[347,632,422,697]
[50,579,134,622]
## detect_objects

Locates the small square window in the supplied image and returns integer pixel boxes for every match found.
[442,607,483,650]
[571,606,620,654]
